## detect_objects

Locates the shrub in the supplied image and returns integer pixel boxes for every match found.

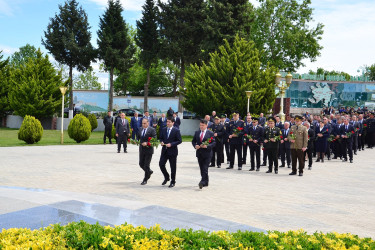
[68,114,91,143]
[87,113,98,131]
[18,115,43,144]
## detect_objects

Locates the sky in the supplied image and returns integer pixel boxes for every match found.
[1,0,375,86]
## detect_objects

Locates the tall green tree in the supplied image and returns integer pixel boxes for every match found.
[183,36,277,117]
[203,0,253,58]
[97,0,135,111]
[8,50,65,119]
[74,69,102,90]
[42,0,96,118]
[10,44,38,68]
[308,67,351,81]
[158,0,207,112]
[136,0,160,111]
[365,64,375,81]
[250,0,324,72]
[0,51,11,119]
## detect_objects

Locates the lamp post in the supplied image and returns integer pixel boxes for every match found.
[275,72,292,123]
[60,86,67,144]
[245,91,253,114]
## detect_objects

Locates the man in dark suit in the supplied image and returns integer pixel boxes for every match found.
[242,115,252,165]
[332,118,343,159]
[151,111,158,129]
[280,122,291,168]
[115,113,130,153]
[350,115,360,155]
[192,119,216,189]
[103,111,113,144]
[159,117,182,188]
[220,115,230,164]
[258,113,266,127]
[304,121,315,170]
[173,112,181,129]
[210,116,225,168]
[138,118,157,185]
[143,111,152,127]
[247,117,264,171]
[226,111,245,170]
[340,117,355,163]
[158,113,167,133]
[264,117,282,174]
[358,114,365,151]
[130,112,141,140]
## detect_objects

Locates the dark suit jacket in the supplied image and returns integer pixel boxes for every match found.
[138,127,157,154]
[228,120,245,145]
[339,124,355,138]
[130,117,141,132]
[258,117,266,127]
[210,123,225,143]
[192,130,216,158]
[115,119,130,135]
[158,117,167,131]
[307,128,315,149]
[280,128,291,149]
[275,122,284,130]
[160,127,182,157]
[173,117,181,129]
[245,125,264,146]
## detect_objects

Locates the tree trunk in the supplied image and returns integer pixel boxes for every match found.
[68,66,73,118]
[178,60,185,114]
[109,67,114,112]
[172,71,178,97]
[144,67,150,112]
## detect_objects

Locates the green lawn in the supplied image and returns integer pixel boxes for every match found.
[0,128,193,147]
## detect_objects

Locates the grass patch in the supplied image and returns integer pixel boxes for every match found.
[0,128,193,147]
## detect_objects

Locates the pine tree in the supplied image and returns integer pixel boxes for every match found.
[42,0,96,118]
[0,51,11,118]
[183,36,277,117]
[8,50,65,119]
[158,0,207,112]
[97,0,135,111]
[136,0,160,111]
[203,0,253,58]
[10,44,38,68]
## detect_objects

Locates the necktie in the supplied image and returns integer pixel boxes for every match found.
[346,125,348,131]
[253,126,256,131]
[142,129,146,137]
[136,117,138,122]
[200,131,204,142]
[122,119,125,125]
[167,128,170,138]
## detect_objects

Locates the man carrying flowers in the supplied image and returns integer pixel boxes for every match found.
[226,111,245,170]
[138,118,157,185]
[263,117,282,174]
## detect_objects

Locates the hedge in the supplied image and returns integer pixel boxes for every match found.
[0,221,373,249]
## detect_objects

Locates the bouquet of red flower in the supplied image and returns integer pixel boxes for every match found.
[364,124,367,128]
[345,131,354,138]
[233,126,244,136]
[146,137,160,148]
[273,135,282,142]
[289,131,296,140]
[243,134,253,142]
[327,135,335,142]
[201,137,214,146]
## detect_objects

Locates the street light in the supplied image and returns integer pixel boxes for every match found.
[245,91,253,114]
[59,86,67,144]
[276,72,292,123]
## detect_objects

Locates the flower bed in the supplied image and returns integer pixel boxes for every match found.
[0,221,373,249]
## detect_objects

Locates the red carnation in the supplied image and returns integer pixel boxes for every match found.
[327,129,329,132]
[127,138,130,142]
[244,143,246,145]
[244,134,248,137]
[364,124,367,127]
[351,131,354,134]
[147,142,151,146]
[238,127,243,131]
[262,147,265,151]
[280,136,283,139]
[290,132,293,135]
[148,137,152,141]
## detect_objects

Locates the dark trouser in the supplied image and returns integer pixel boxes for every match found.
[139,149,153,180]
[291,149,305,174]
[250,145,261,169]
[267,148,278,172]
[352,135,358,153]
[117,133,128,151]
[333,139,342,158]
[242,142,248,163]
[211,142,223,166]
[368,132,375,148]
[280,146,291,166]
[103,128,112,143]
[262,148,267,164]
[341,138,353,160]
[222,140,230,163]
[198,155,210,185]
[358,135,365,150]
[325,141,331,159]
[304,147,313,167]
[230,144,242,167]
[159,153,177,183]
[132,129,139,140]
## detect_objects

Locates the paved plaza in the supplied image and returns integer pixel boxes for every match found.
[0,143,374,238]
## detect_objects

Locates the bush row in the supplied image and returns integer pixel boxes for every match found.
[0,221,373,249]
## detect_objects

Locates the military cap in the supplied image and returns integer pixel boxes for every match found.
[294,115,303,121]
[220,114,226,118]
[252,117,259,121]
[267,117,276,123]
[214,116,220,120]
[232,111,239,115]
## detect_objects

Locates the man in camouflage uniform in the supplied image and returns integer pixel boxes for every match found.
[288,115,308,176]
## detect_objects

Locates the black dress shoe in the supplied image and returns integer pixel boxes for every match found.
[238,167,242,170]
[342,159,347,162]
[117,151,120,153]
[141,180,147,185]
[162,179,170,185]
[289,172,297,175]
[266,170,272,173]
[299,173,303,176]
[124,150,127,153]
[275,170,278,174]
[354,152,357,155]
[226,166,233,169]
[350,160,353,163]
[256,168,260,171]
[280,165,285,168]
[168,182,175,188]
[217,165,221,168]
[209,164,215,167]
[333,157,338,159]
[308,166,312,170]
[249,168,255,171]
[198,182,203,189]
[261,163,266,166]
[287,165,291,168]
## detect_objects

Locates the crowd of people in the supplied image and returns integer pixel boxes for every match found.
[101,106,375,189]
